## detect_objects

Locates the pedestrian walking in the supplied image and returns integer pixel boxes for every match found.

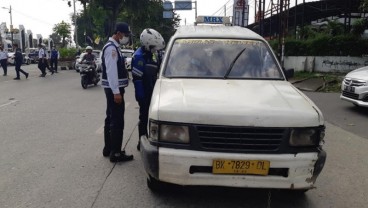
[132,28,165,150]
[0,45,8,76]
[13,44,29,80]
[50,47,59,73]
[43,45,54,74]
[37,44,47,77]
[101,22,133,163]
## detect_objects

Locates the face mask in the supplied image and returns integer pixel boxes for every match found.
[119,36,129,45]
[150,47,157,53]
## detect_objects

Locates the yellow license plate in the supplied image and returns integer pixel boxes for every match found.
[213,160,270,175]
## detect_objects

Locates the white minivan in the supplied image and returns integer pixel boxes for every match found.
[140,25,326,193]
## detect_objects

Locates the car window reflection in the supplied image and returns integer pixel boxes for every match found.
[164,39,282,79]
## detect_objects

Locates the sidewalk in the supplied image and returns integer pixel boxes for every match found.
[290,77,325,92]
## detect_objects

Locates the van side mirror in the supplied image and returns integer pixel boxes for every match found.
[283,68,294,80]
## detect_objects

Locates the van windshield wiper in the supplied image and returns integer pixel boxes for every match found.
[224,47,246,79]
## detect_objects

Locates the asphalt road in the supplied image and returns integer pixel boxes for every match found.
[303,91,368,140]
[0,65,367,208]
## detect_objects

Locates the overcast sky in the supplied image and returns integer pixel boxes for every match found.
[0,0,314,39]
[176,0,315,26]
[0,0,81,38]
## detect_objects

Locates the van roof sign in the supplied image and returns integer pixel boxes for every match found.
[196,16,231,25]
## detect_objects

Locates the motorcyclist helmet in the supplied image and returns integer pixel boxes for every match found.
[86,46,93,53]
[140,28,165,53]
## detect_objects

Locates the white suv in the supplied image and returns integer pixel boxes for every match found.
[140,25,326,193]
[340,66,368,107]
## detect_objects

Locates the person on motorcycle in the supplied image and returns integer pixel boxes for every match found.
[81,46,96,64]
[81,46,97,75]
[132,28,165,151]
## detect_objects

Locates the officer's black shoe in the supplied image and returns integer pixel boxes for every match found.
[102,147,110,157]
[110,152,133,163]
[137,141,141,151]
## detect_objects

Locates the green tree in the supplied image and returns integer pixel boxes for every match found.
[53,21,72,47]
[325,20,345,36]
[93,0,125,36]
[351,18,367,37]
[49,33,62,44]
[360,0,368,11]
[72,0,179,49]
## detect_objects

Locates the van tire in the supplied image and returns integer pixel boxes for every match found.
[147,176,164,192]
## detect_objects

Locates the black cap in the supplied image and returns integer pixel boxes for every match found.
[115,22,130,34]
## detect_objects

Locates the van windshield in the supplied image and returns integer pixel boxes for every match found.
[164,39,283,79]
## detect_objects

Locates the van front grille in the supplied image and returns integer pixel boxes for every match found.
[196,126,286,152]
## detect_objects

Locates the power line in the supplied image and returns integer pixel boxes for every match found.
[212,0,232,16]
[11,9,55,26]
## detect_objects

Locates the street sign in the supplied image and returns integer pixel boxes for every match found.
[163,1,173,10]
[232,0,249,27]
[163,11,174,18]
[175,1,192,10]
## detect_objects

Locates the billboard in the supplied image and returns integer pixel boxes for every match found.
[232,0,249,27]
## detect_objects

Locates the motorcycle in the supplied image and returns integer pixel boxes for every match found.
[78,61,100,89]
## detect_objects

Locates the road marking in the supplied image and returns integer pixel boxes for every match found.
[95,102,130,134]
[0,100,19,109]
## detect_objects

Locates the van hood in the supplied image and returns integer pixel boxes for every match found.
[152,79,324,127]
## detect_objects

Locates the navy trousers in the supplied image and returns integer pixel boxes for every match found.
[104,88,125,154]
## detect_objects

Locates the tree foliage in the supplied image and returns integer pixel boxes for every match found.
[72,0,179,49]
[53,21,72,47]
[269,17,368,57]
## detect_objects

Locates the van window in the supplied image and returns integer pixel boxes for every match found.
[164,39,283,79]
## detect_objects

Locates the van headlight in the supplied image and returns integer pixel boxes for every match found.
[149,122,159,142]
[289,128,324,146]
[149,121,190,143]
[160,124,190,143]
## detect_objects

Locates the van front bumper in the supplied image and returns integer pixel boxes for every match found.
[140,135,326,190]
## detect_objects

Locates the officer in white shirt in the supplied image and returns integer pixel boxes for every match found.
[0,45,8,76]
[38,44,47,77]
[101,22,132,163]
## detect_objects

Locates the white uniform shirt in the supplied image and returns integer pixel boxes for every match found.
[104,37,122,94]
[44,48,49,59]
[38,48,45,59]
[0,50,8,60]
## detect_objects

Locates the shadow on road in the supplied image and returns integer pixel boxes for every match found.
[347,105,368,115]
[151,185,314,208]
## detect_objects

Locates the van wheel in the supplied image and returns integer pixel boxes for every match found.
[147,176,164,192]
[286,189,309,196]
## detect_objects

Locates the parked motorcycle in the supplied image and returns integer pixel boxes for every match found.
[78,61,100,89]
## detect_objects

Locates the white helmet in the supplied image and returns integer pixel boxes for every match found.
[140,28,165,52]
[86,46,93,50]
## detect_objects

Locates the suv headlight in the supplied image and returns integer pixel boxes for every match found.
[289,128,324,147]
[149,121,190,143]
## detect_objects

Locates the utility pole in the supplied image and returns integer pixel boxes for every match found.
[1,5,13,45]
[194,1,197,22]
[9,5,13,45]
[242,0,245,27]
[73,0,78,48]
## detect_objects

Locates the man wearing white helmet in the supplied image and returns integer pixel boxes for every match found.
[132,28,165,151]
[81,46,96,63]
